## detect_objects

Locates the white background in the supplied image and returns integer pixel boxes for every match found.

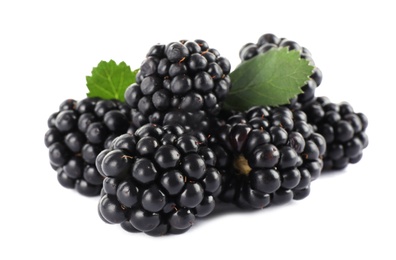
[0,0,394,259]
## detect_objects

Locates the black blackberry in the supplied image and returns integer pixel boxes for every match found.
[96,124,221,236]
[124,40,231,132]
[209,106,326,209]
[239,33,322,108]
[44,98,132,196]
[302,96,369,170]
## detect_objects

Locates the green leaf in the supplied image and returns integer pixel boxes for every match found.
[86,60,138,102]
[224,48,314,111]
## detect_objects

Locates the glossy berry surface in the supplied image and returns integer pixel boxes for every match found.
[44,98,132,196]
[209,106,325,209]
[124,39,231,133]
[96,124,221,236]
[302,96,369,170]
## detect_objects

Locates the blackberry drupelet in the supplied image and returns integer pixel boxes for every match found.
[209,106,326,209]
[239,33,322,108]
[96,124,221,236]
[124,39,232,133]
[44,98,132,196]
[302,96,369,170]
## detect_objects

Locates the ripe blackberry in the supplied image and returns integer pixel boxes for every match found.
[124,39,231,132]
[44,98,132,196]
[209,106,326,209]
[302,96,369,170]
[239,33,322,108]
[96,124,221,236]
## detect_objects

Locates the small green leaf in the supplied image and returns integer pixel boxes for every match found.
[86,60,138,102]
[224,48,314,111]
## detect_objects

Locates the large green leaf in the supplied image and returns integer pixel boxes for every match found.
[225,48,314,110]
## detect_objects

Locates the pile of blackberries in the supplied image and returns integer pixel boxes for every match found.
[44,35,369,236]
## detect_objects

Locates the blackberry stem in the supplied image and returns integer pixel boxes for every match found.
[233,155,252,175]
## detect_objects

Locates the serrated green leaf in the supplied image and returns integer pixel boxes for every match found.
[86,60,138,102]
[224,48,314,111]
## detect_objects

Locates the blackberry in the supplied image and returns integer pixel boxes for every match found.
[96,124,221,236]
[239,33,323,108]
[44,98,132,196]
[302,96,369,170]
[124,40,231,132]
[209,106,326,209]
